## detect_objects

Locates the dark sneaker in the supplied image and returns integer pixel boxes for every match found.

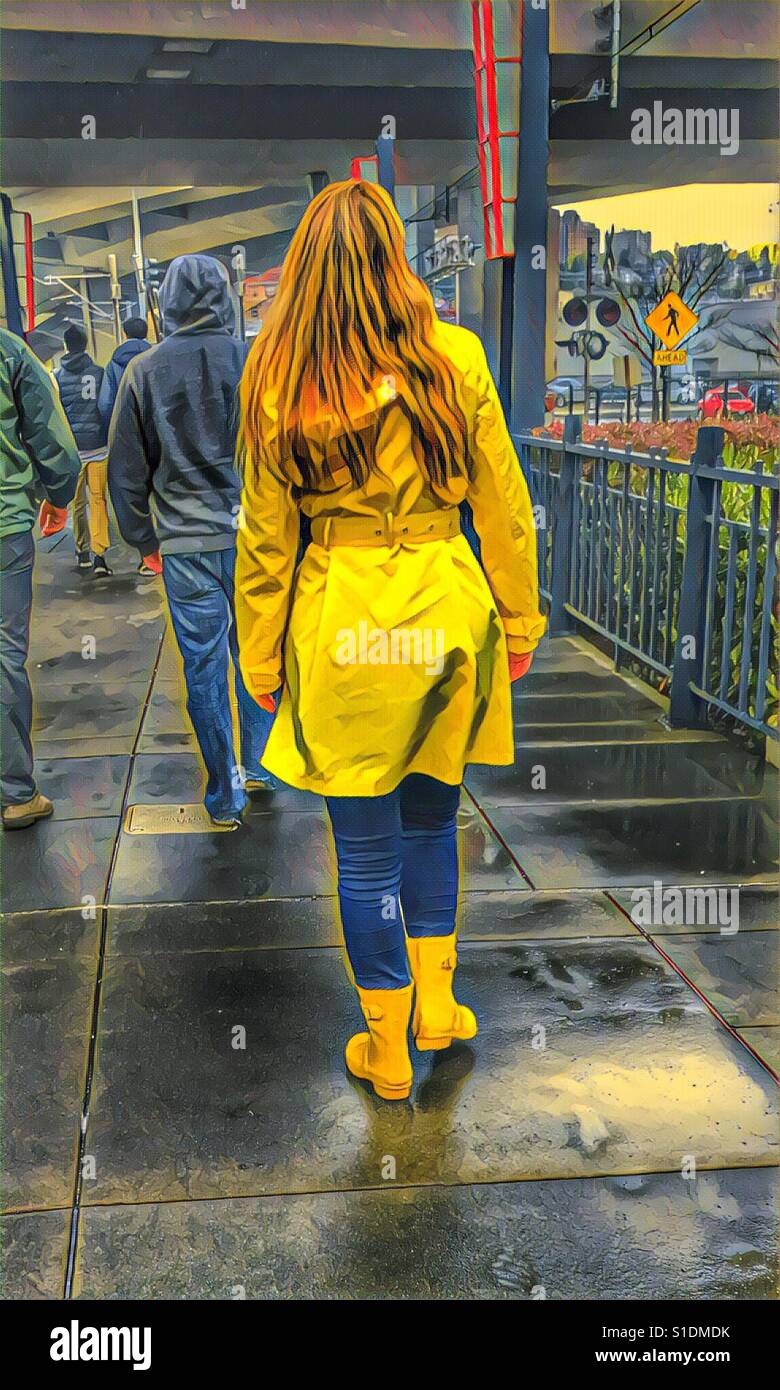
[76,549,92,571]
[92,556,113,578]
[209,812,242,829]
[2,792,54,831]
[137,560,156,576]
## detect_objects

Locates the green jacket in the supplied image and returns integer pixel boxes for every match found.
[1,326,81,538]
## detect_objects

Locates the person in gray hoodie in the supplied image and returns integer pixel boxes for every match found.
[107,254,275,824]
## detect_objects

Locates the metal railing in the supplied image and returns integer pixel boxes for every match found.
[515,420,779,741]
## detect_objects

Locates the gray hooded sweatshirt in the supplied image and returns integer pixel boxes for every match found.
[107,253,249,555]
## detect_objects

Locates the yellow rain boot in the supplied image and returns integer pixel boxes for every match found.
[407,934,477,1051]
[345,984,414,1100]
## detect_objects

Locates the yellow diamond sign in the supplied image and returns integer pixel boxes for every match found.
[645,291,699,350]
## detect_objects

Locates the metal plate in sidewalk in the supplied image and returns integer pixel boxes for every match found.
[124,804,238,834]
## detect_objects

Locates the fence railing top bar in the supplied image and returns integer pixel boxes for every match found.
[515,432,692,473]
[578,480,688,511]
[697,463,780,491]
[578,443,684,473]
[513,432,564,454]
[719,514,772,539]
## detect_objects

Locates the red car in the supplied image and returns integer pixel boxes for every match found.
[698,386,755,418]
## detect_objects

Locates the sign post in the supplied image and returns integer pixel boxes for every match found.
[130,190,147,318]
[108,253,123,347]
[613,353,641,421]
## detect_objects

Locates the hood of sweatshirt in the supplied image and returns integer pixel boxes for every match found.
[158,253,237,337]
[112,337,151,367]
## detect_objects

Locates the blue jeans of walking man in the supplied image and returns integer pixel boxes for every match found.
[0,532,36,806]
[162,547,275,821]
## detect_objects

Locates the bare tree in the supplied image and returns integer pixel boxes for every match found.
[717,319,779,377]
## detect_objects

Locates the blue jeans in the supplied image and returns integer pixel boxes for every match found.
[325,774,460,990]
[0,532,35,805]
[162,547,275,820]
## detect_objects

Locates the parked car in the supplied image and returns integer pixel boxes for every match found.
[590,383,634,416]
[591,383,626,403]
[698,386,755,418]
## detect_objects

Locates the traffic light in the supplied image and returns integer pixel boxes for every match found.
[595,296,621,327]
[563,295,620,328]
[563,297,588,327]
[145,258,166,292]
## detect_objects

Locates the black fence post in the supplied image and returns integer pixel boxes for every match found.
[669,425,722,727]
[548,413,580,635]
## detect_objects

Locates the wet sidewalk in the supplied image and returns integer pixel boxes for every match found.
[2,528,778,1300]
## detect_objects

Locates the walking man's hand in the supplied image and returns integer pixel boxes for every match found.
[252,685,280,713]
[508,651,533,683]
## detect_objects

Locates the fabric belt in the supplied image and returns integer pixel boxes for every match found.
[310,508,461,549]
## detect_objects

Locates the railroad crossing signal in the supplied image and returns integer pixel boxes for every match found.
[645,291,699,350]
[559,293,620,360]
[563,295,620,328]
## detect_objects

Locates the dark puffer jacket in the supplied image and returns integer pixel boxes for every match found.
[55,350,107,452]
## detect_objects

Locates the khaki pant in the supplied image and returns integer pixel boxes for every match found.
[73,455,110,556]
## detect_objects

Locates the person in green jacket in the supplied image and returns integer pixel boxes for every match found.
[1,327,81,829]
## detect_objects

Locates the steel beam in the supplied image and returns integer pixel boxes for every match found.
[511,0,550,431]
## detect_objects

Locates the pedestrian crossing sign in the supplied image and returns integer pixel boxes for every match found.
[645,291,699,350]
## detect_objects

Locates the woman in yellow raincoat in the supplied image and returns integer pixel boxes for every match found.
[236,180,545,1100]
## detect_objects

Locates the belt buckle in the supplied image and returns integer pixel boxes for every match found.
[383,510,411,545]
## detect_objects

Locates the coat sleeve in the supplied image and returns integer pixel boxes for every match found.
[465,339,546,655]
[234,448,300,696]
[97,360,118,430]
[107,366,159,555]
[15,346,81,508]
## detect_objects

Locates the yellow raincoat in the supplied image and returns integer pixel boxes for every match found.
[235,322,545,796]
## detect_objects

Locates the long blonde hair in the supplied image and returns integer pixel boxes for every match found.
[239,179,467,489]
